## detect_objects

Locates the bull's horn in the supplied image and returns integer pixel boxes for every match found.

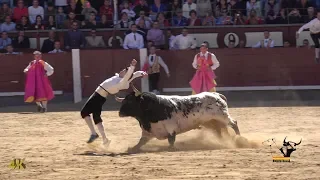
[295,139,302,146]
[283,136,287,144]
[131,83,141,96]
[115,96,124,102]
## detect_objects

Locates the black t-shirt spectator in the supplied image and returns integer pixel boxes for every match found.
[12,36,30,49]
[41,39,55,53]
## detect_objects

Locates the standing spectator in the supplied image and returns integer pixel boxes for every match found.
[275,8,288,24]
[41,31,56,53]
[0,15,16,32]
[56,6,66,28]
[304,7,316,23]
[45,15,56,30]
[150,0,167,20]
[168,0,181,19]
[81,1,97,21]
[44,2,56,21]
[0,31,12,51]
[172,8,187,26]
[182,0,197,18]
[245,9,263,24]
[82,12,98,29]
[64,21,86,49]
[48,41,64,53]
[13,0,28,22]
[187,10,202,26]
[121,1,136,20]
[147,21,165,48]
[99,0,113,21]
[123,24,144,49]
[12,31,30,49]
[196,0,212,18]
[157,12,170,28]
[85,29,106,48]
[55,0,68,10]
[15,16,32,30]
[135,10,153,29]
[246,0,261,17]
[32,15,45,30]
[63,11,80,29]
[202,11,215,26]
[133,0,150,19]
[252,31,275,48]
[117,12,133,28]
[215,0,230,17]
[0,2,12,23]
[99,14,112,28]
[170,27,197,50]
[28,0,44,24]
[5,44,20,55]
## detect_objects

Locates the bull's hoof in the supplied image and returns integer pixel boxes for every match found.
[168,146,178,152]
[127,147,141,154]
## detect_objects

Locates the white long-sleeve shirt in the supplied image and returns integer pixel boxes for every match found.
[147,54,170,74]
[170,34,197,50]
[28,6,44,24]
[23,60,54,76]
[192,51,220,70]
[252,39,275,48]
[123,32,144,49]
[297,18,320,34]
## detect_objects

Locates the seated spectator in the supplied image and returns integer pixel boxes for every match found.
[16,16,32,31]
[0,15,16,32]
[246,0,261,17]
[295,0,313,18]
[196,0,212,18]
[117,12,133,28]
[82,12,98,29]
[283,41,290,47]
[304,7,316,23]
[28,0,44,24]
[0,31,12,50]
[135,10,153,29]
[81,1,97,21]
[32,15,45,30]
[121,1,135,20]
[44,2,56,21]
[12,31,30,49]
[147,40,154,49]
[55,0,68,9]
[99,0,113,21]
[252,31,274,48]
[156,12,170,28]
[99,14,113,28]
[216,12,233,25]
[264,0,279,24]
[168,0,181,19]
[85,29,106,48]
[64,21,86,50]
[288,8,302,24]
[123,24,144,49]
[229,0,238,17]
[233,11,246,25]
[48,41,64,53]
[202,11,215,26]
[137,19,148,40]
[187,10,201,26]
[147,21,165,47]
[45,15,56,30]
[170,27,197,50]
[216,0,230,17]
[133,0,150,19]
[0,2,12,23]
[150,0,168,21]
[56,6,66,28]
[172,9,187,26]
[245,9,263,25]
[275,8,288,24]
[5,44,20,55]
[182,0,197,18]
[41,31,56,53]
[66,0,80,16]
[13,0,28,23]
[64,11,80,29]
[167,28,178,50]
[300,39,311,48]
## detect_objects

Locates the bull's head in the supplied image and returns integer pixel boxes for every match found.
[283,136,302,147]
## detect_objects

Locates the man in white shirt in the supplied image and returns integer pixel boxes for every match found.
[142,45,170,94]
[297,11,320,63]
[48,41,64,53]
[123,24,145,49]
[252,31,275,48]
[182,0,197,18]
[28,0,44,24]
[170,27,197,50]
[80,59,148,146]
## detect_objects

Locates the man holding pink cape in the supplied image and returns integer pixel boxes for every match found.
[24,51,54,113]
[190,43,220,94]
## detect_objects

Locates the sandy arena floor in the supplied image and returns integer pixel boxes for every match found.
[0,105,319,180]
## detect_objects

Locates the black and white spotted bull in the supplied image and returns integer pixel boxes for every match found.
[115,86,240,152]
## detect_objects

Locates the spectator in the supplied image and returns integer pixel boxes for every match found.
[28,0,44,24]
[246,0,261,17]
[264,0,280,24]
[133,0,150,19]
[170,27,197,50]
[64,21,86,49]
[81,1,97,21]
[0,2,12,23]
[304,7,316,23]
[56,6,66,28]
[121,1,136,20]
[196,0,212,18]
[216,0,231,17]
[295,0,313,17]
[182,0,197,18]
[252,31,275,48]
[89,0,104,12]
[167,29,178,49]
[288,8,302,23]
[172,8,187,26]
[55,0,68,10]
[85,29,106,48]
[82,12,98,29]
[202,11,215,26]
[48,41,64,53]
[216,12,234,25]
[168,0,181,18]
[157,12,170,28]
[5,45,20,55]
[12,31,30,49]
[41,31,56,53]
[281,0,296,11]
[117,12,133,28]
[32,15,45,30]
[44,2,55,21]
[187,10,201,26]
[0,15,16,32]
[283,41,290,47]
[230,0,238,17]
[0,31,12,50]
[46,15,56,30]
[137,18,148,40]
[16,16,32,31]
[275,8,288,24]
[300,39,311,48]
[147,21,165,47]
[233,10,246,25]
[135,10,153,29]
[66,0,81,17]
[123,24,144,49]
[245,9,263,24]
[63,11,80,29]
[99,0,113,20]
[98,14,112,28]
[13,0,28,23]
[150,0,167,21]
[235,0,247,17]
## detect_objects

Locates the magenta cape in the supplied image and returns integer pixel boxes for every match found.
[24,60,54,103]
[189,66,216,94]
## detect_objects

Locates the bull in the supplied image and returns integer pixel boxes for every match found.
[116,85,240,152]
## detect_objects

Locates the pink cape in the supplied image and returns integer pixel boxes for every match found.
[24,60,54,103]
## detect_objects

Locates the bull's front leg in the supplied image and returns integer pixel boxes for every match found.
[127,129,154,154]
[167,131,177,151]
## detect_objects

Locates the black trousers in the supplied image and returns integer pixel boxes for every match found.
[80,92,106,124]
[311,33,320,48]
[148,73,160,91]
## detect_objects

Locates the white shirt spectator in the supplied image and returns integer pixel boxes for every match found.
[182,2,197,18]
[297,18,320,34]
[48,49,64,53]
[252,38,274,48]
[123,32,144,49]
[28,5,44,24]
[170,34,197,50]
[122,9,136,19]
